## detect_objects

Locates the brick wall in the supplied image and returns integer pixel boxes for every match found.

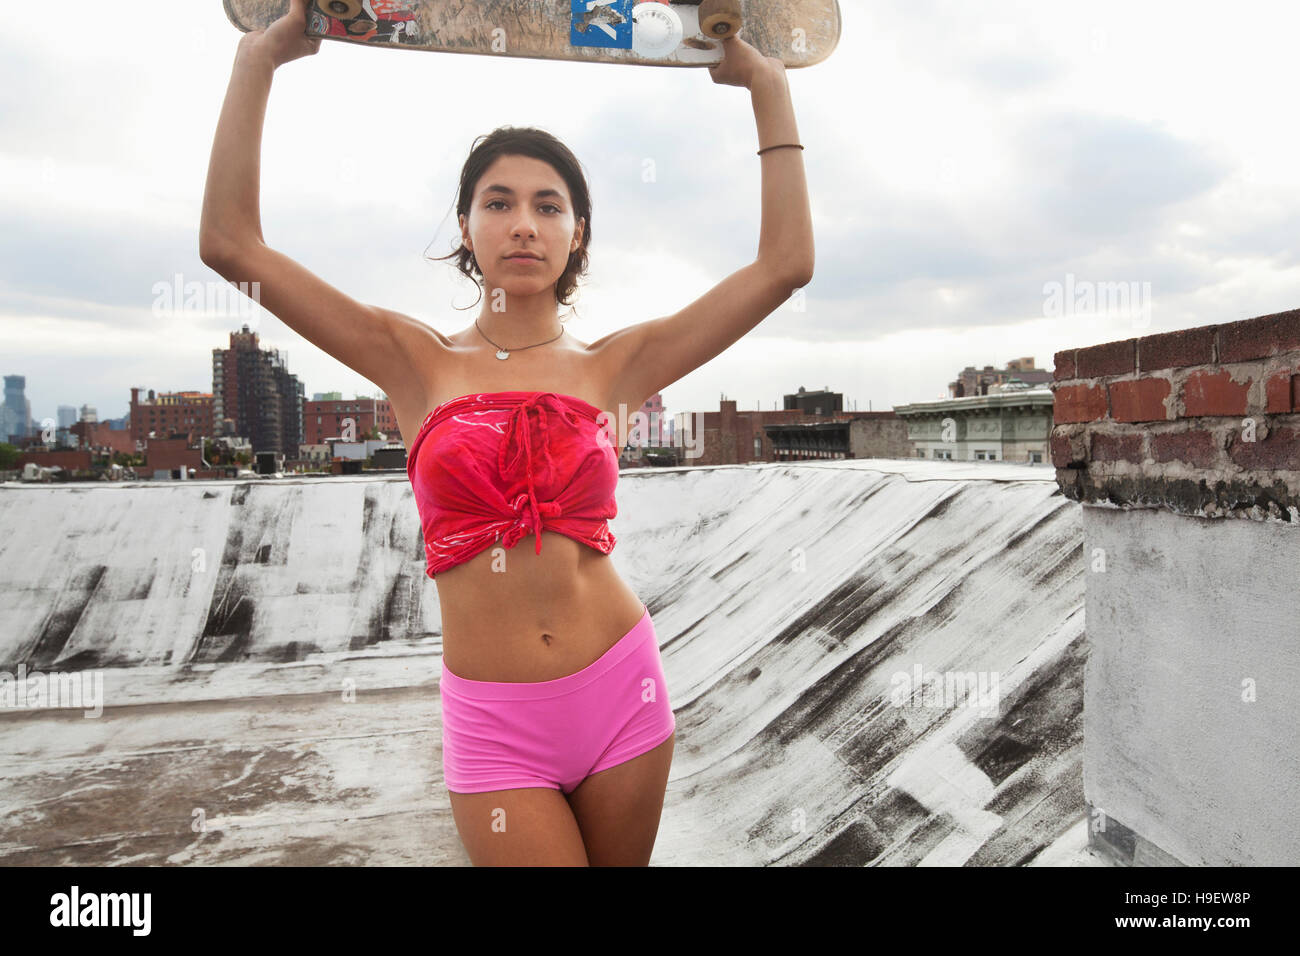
[144,438,205,474]
[1050,307,1300,521]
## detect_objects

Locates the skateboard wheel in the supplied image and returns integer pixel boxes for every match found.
[317,0,363,19]
[698,0,742,39]
[631,2,683,59]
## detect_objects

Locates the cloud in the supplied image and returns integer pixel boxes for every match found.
[0,209,194,316]
[1007,111,1233,236]
[961,53,1062,93]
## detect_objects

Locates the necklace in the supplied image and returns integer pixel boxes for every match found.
[474,317,565,360]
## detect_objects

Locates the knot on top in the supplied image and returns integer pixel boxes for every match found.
[502,492,564,553]
[494,392,583,555]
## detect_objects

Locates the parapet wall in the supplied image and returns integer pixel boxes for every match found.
[1050,305,1300,866]
[1051,307,1300,521]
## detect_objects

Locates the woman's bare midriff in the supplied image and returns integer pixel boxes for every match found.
[395,322,646,683]
[434,530,647,683]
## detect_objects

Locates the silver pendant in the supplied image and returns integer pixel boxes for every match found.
[495,349,509,360]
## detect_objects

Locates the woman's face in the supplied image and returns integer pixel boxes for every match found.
[458,154,584,299]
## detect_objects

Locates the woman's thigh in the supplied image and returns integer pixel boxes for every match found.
[564,731,675,867]
[447,786,589,866]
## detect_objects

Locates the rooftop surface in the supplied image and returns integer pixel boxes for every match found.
[0,458,1105,865]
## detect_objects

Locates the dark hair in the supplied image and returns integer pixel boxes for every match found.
[429,126,592,315]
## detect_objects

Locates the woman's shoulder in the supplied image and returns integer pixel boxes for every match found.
[381,311,458,356]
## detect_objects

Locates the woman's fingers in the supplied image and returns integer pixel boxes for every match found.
[708,35,765,87]
[249,0,322,65]
[707,36,743,86]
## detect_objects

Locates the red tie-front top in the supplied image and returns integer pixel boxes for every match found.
[405,391,620,577]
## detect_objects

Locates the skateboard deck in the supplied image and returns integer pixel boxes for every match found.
[223,0,840,68]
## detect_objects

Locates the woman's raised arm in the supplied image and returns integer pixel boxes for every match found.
[594,36,814,412]
[199,0,320,254]
[198,0,436,409]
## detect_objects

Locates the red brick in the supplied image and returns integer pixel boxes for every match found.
[1050,434,1071,468]
[1076,338,1136,378]
[1182,369,1251,417]
[1265,371,1296,414]
[1108,377,1171,422]
[1138,326,1216,371]
[1151,429,1219,469]
[1045,431,1086,468]
[1090,431,1143,463]
[1053,349,1076,382]
[1217,308,1300,363]
[1053,383,1108,424]
[1228,425,1300,471]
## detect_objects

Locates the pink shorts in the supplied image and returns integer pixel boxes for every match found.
[438,603,676,795]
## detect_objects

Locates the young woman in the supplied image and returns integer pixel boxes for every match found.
[199,0,813,866]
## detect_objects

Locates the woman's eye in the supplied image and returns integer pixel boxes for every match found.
[486,200,561,213]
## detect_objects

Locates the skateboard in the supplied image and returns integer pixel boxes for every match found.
[222,0,840,68]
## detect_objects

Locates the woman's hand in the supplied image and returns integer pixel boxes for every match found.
[236,0,322,69]
[707,34,785,90]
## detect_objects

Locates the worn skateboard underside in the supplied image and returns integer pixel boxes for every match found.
[224,0,839,68]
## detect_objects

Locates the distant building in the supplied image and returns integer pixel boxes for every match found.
[69,419,135,457]
[626,392,668,448]
[784,384,841,416]
[950,357,1052,398]
[130,388,215,448]
[895,385,1053,463]
[673,387,913,466]
[55,406,78,449]
[303,396,392,445]
[212,324,305,458]
[2,374,29,443]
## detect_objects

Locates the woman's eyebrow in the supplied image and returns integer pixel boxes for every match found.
[481,184,565,200]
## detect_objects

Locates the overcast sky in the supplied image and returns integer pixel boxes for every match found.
[3,0,1297,428]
